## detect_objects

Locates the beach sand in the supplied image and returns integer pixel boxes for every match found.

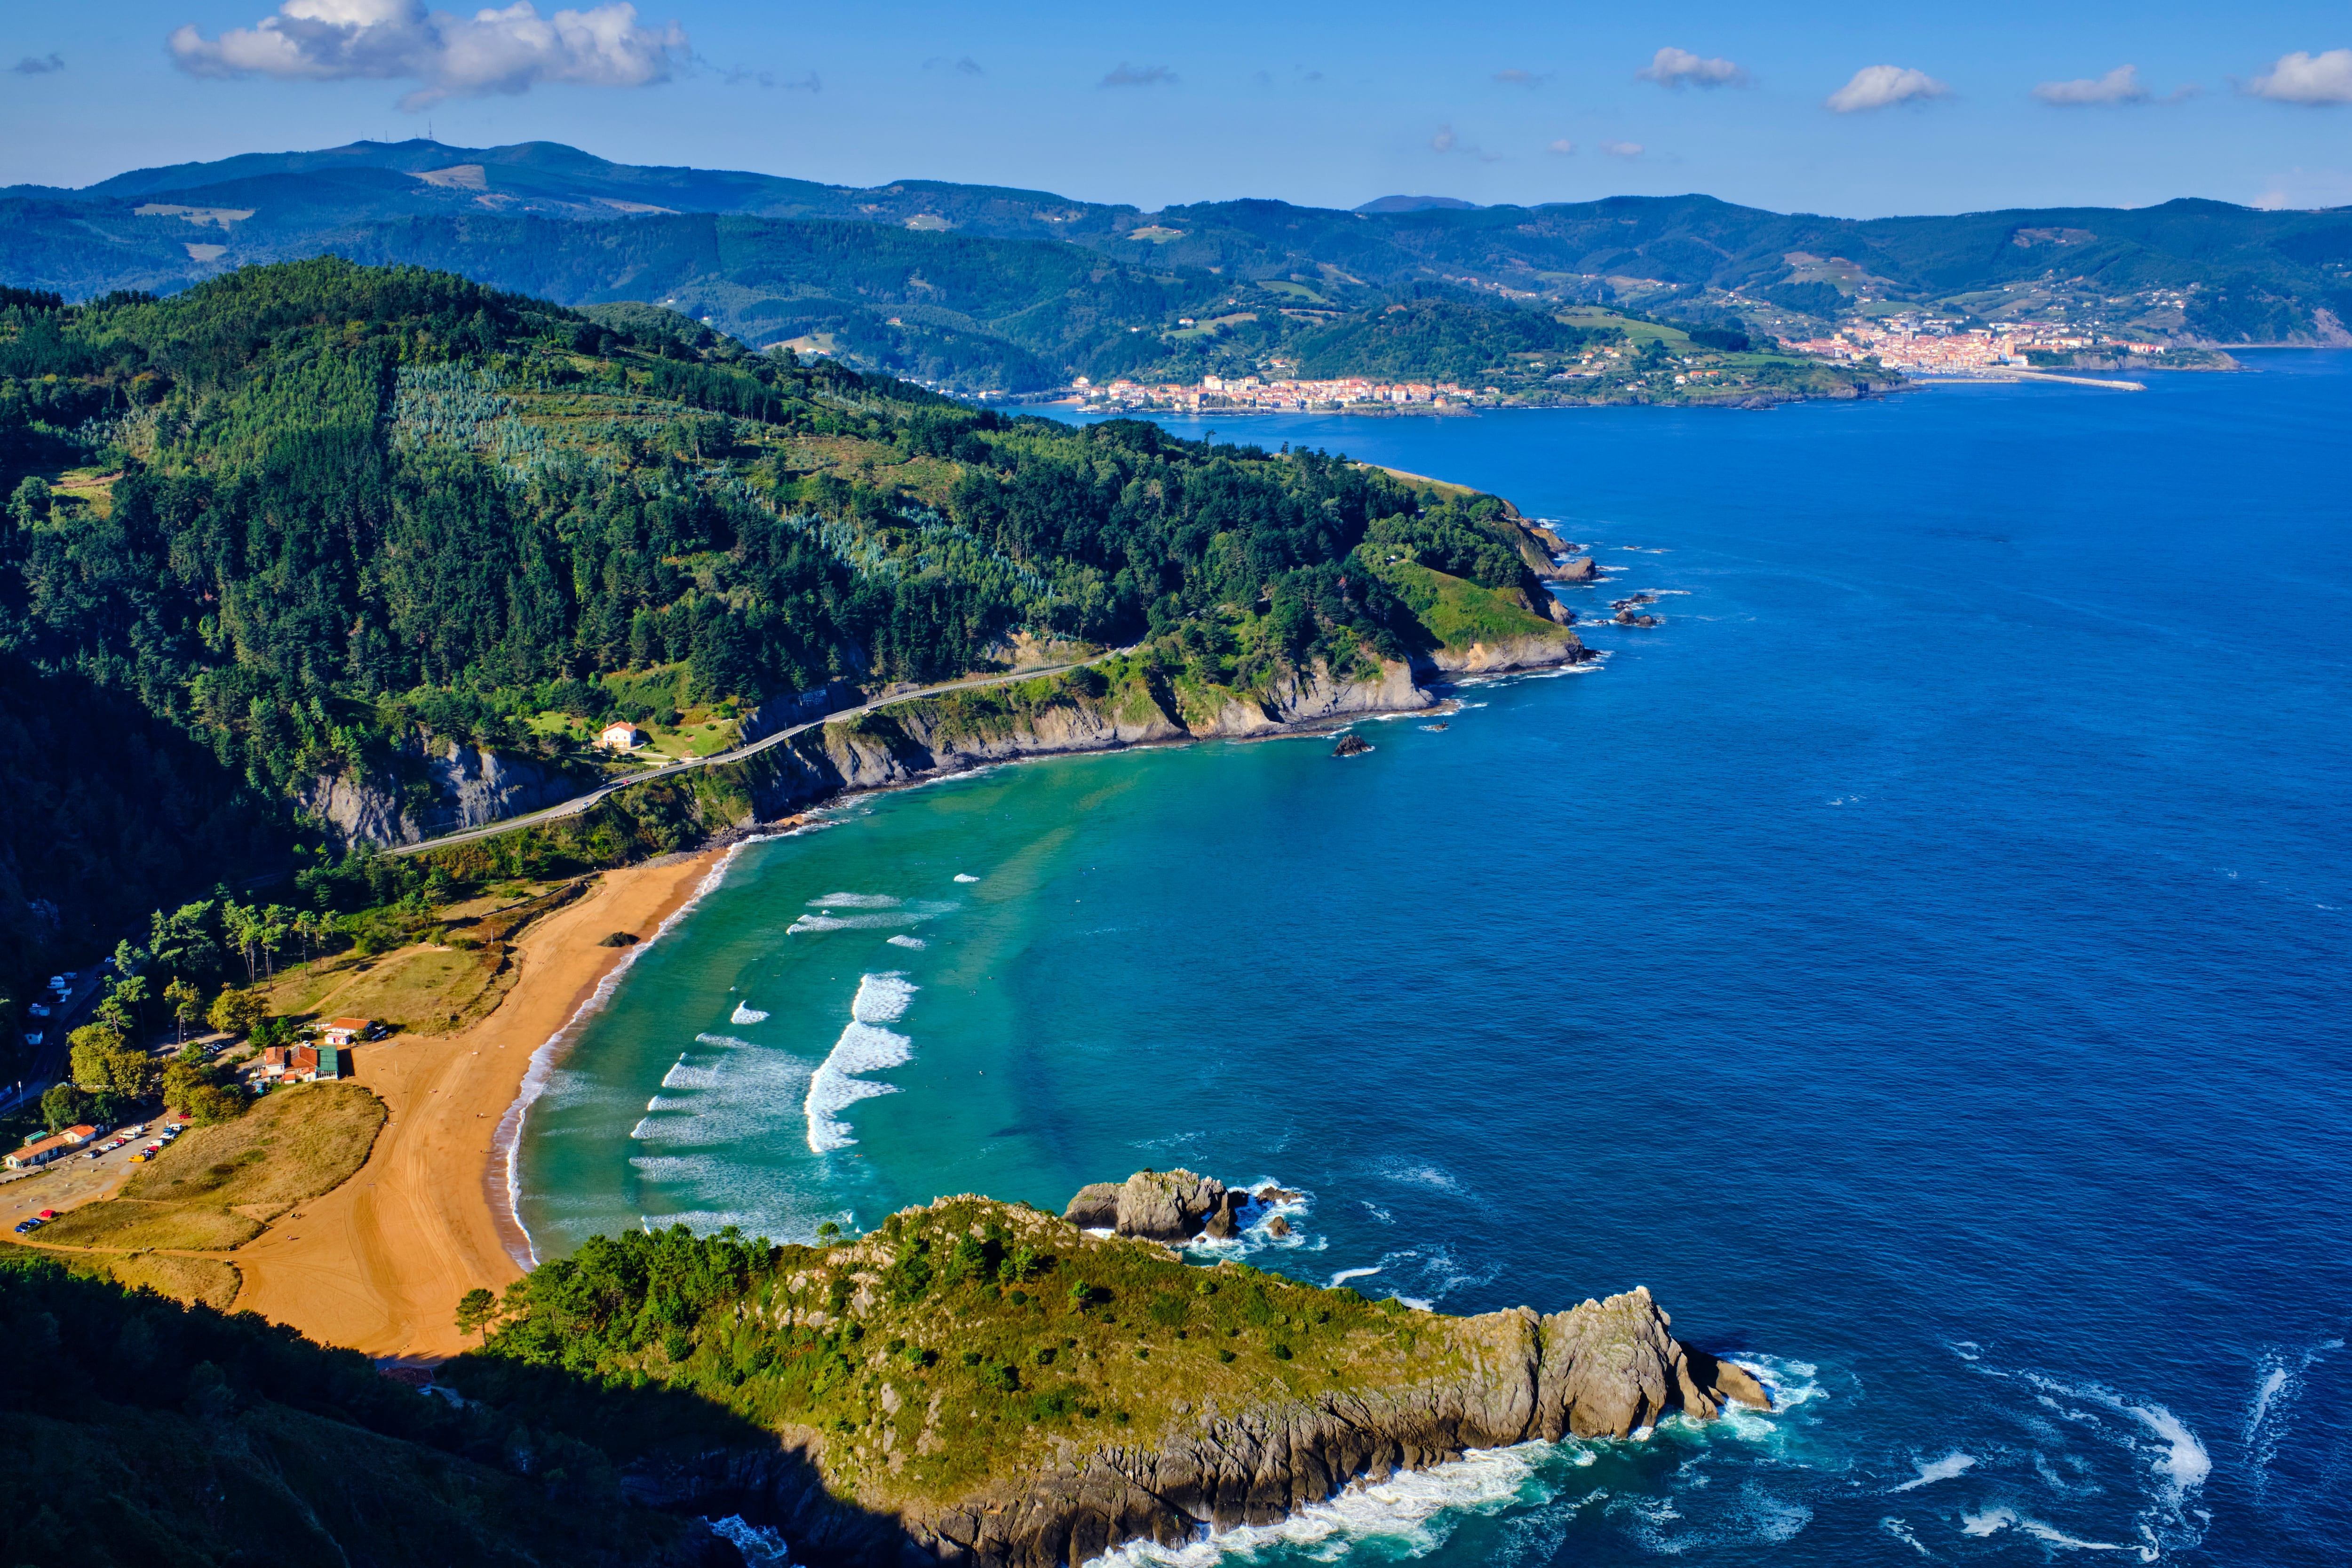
[225,846,728,1361]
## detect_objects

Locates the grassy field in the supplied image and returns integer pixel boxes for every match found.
[1366,558,1573,652]
[468,1194,1479,1509]
[34,1082,385,1254]
[102,1252,241,1309]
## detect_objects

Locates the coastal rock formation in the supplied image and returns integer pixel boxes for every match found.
[1332,733,1372,757]
[1063,1168,1244,1242]
[1543,556,1600,582]
[1614,611,1661,628]
[897,1286,1767,1568]
[295,734,585,849]
[617,1186,1773,1568]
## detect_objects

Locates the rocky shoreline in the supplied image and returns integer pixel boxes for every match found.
[599,1177,1767,1568]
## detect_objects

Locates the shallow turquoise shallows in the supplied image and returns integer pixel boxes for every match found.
[518,355,2350,1567]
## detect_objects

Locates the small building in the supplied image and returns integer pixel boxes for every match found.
[5,1128,89,1170]
[316,1044,350,1081]
[323,1017,370,1048]
[596,721,646,751]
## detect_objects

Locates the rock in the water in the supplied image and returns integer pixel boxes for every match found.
[1333,733,1373,757]
[1613,610,1661,627]
[1255,1185,1303,1203]
[1266,1216,1292,1238]
[1064,1170,1240,1242]
[1544,556,1600,582]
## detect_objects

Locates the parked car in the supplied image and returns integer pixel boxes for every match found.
[127,1154,149,1163]
[11,1220,32,1234]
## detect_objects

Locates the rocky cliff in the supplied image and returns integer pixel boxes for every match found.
[295,733,586,849]
[688,644,1573,831]
[551,1188,1764,1568]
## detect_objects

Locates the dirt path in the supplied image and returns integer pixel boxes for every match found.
[221,846,729,1360]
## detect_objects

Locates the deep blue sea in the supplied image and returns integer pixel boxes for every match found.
[517,356,2351,1566]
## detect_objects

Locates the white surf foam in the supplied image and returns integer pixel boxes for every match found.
[1890,1452,1976,1492]
[661,1060,720,1090]
[1880,1517,1930,1556]
[1329,1266,1383,1288]
[810,892,900,907]
[954,872,980,883]
[709,1512,801,1565]
[730,1001,769,1024]
[1087,1442,1552,1567]
[803,973,919,1151]
[788,911,922,932]
[693,1033,753,1049]
[496,838,753,1268]
[886,934,927,949]
[851,971,916,1022]
[1961,1508,2130,1552]
[2245,1339,2339,1492]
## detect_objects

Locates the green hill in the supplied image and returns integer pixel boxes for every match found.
[3,141,2345,393]
[0,258,1557,1033]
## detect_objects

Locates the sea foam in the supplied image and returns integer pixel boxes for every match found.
[730,1001,769,1024]
[1089,1442,1552,1567]
[803,972,919,1151]
[1890,1452,1976,1492]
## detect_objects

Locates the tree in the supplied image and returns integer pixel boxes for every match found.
[206,985,268,1040]
[162,1047,246,1125]
[223,903,261,985]
[40,1082,96,1132]
[96,973,150,1039]
[258,905,294,977]
[456,1287,498,1340]
[164,977,203,1047]
[68,1023,155,1100]
[149,900,224,979]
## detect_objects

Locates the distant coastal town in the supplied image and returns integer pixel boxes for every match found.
[1785,311,2174,374]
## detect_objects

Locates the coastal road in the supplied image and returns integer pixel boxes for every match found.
[390,652,1126,859]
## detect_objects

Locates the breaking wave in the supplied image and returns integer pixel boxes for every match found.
[1090,1442,1556,1567]
[730,1001,769,1024]
[803,972,919,1152]
[887,934,927,949]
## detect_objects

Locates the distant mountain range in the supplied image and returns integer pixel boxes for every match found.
[6,138,2346,392]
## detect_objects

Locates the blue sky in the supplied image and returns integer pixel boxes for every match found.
[4,1,2349,215]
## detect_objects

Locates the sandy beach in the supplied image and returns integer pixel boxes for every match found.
[225,846,730,1361]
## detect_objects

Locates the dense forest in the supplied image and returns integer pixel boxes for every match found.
[0,257,1545,1040]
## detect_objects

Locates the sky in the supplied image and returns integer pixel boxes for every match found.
[3,1,2350,217]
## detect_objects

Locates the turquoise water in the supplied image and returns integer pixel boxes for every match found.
[518,357,2350,1565]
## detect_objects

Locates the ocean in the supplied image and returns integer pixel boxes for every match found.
[515,355,2350,1566]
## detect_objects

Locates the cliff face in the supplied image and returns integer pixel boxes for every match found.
[907,1288,1768,1568]
[586,1192,1763,1568]
[698,645,1573,829]
[295,734,584,849]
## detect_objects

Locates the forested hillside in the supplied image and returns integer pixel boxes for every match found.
[0,258,1552,1032]
[3,138,2345,393]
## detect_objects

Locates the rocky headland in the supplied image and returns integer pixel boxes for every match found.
[485,1178,1769,1568]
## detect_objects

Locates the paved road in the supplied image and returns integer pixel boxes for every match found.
[391,654,1121,857]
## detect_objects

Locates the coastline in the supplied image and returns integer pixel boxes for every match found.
[223,844,728,1361]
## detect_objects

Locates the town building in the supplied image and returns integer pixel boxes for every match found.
[323,1017,370,1047]
[596,721,646,750]
[5,1124,98,1170]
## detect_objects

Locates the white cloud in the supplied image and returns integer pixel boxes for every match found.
[1545,138,1575,155]
[1493,68,1552,88]
[1099,62,1176,88]
[1636,47,1745,89]
[1825,64,1951,112]
[1599,139,1643,159]
[2034,64,2148,105]
[2247,49,2352,105]
[1430,124,1500,161]
[168,0,686,110]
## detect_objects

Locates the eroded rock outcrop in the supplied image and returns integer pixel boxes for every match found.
[1063,1168,1245,1242]
[295,733,586,849]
